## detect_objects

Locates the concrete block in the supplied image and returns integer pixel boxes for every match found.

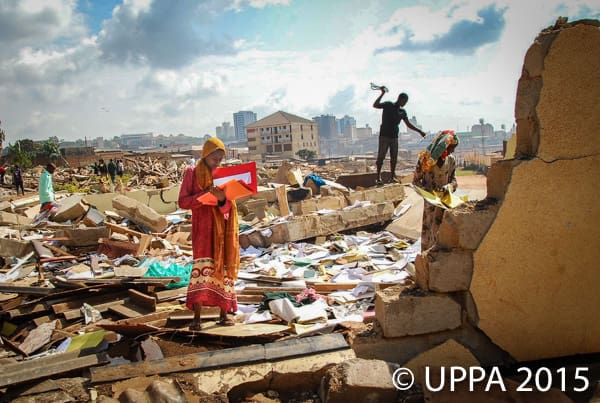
[438,203,499,250]
[340,202,394,229]
[382,183,405,202]
[0,238,33,258]
[83,207,105,227]
[317,196,346,211]
[405,339,480,385]
[0,211,19,226]
[385,186,423,241]
[346,190,365,205]
[289,199,318,216]
[320,185,345,197]
[349,321,510,368]
[53,195,87,222]
[287,215,320,240]
[362,188,386,203]
[54,227,110,247]
[318,212,344,235]
[0,201,13,212]
[485,159,521,201]
[415,249,473,292]
[320,358,399,403]
[112,195,167,233]
[244,199,267,219]
[253,186,278,203]
[375,285,461,337]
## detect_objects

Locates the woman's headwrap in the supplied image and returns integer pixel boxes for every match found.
[194,137,239,276]
[417,130,459,172]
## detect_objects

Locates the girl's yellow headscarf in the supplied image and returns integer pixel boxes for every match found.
[194,137,239,276]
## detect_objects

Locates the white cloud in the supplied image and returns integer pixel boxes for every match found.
[0,0,599,144]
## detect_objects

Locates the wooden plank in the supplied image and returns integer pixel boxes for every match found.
[51,290,128,314]
[90,333,349,384]
[39,255,77,263]
[128,289,156,311]
[264,333,348,360]
[0,351,108,388]
[108,303,149,319]
[104,221,144,237]
[62,299,127,320]
[6,303,49,320]
[310,282,359,292]
[136,234,152,256]
[154,287,187,302]
[0,284,57,295]
[236,295,265,304]
[90,344,265,383]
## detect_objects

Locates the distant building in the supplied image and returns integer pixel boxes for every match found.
[233,111,257,142]
[471,122,494,137]
[355,124,373,139]
[312,114,337,139]
[216,122,235,141]
[120,133,154,150]
[245,111,319,161]
[338,115,356,137]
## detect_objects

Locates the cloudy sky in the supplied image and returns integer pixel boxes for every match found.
[0,0,598,144]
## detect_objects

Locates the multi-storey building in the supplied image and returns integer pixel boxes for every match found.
[233,111,257,142]
[215,122,235,141]
[338,115,356,137]
[312,114,338,139]
[245,111,319,161]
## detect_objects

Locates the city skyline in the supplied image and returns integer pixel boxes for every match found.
[0,1,598,144]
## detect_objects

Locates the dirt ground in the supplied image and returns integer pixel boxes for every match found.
[456,174,487,200]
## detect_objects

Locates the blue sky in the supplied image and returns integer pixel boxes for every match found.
[0,0,598,143]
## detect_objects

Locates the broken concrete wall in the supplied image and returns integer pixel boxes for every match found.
[364,20,600,373]
[83,187,179,215]
[471,20,600,361]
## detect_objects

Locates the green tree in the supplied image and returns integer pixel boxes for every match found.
[7,141,33,169]
[39,139,61,160]
[296,149,316,161]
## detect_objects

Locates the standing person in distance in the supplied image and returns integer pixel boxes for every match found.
[13,164,24,195]
[107,159,117,184]
[39,163,57,212]
[178,137,240,331]
[373,85,426,186]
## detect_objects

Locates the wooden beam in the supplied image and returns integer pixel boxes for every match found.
[89,333,348,383]
[62,299,127,320]
[0,351,108,388]
[154,287,187,302]
[0,284,57,295]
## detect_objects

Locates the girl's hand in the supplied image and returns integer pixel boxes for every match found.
[210,186,226,202]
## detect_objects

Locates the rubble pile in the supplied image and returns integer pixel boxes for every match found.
[0,157,420,401]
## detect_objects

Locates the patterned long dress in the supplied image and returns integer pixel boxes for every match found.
[416,155,457,252]
[178,167,238,313]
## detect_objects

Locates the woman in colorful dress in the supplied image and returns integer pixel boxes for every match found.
[178,137,239,330]
[413,130,459,251]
